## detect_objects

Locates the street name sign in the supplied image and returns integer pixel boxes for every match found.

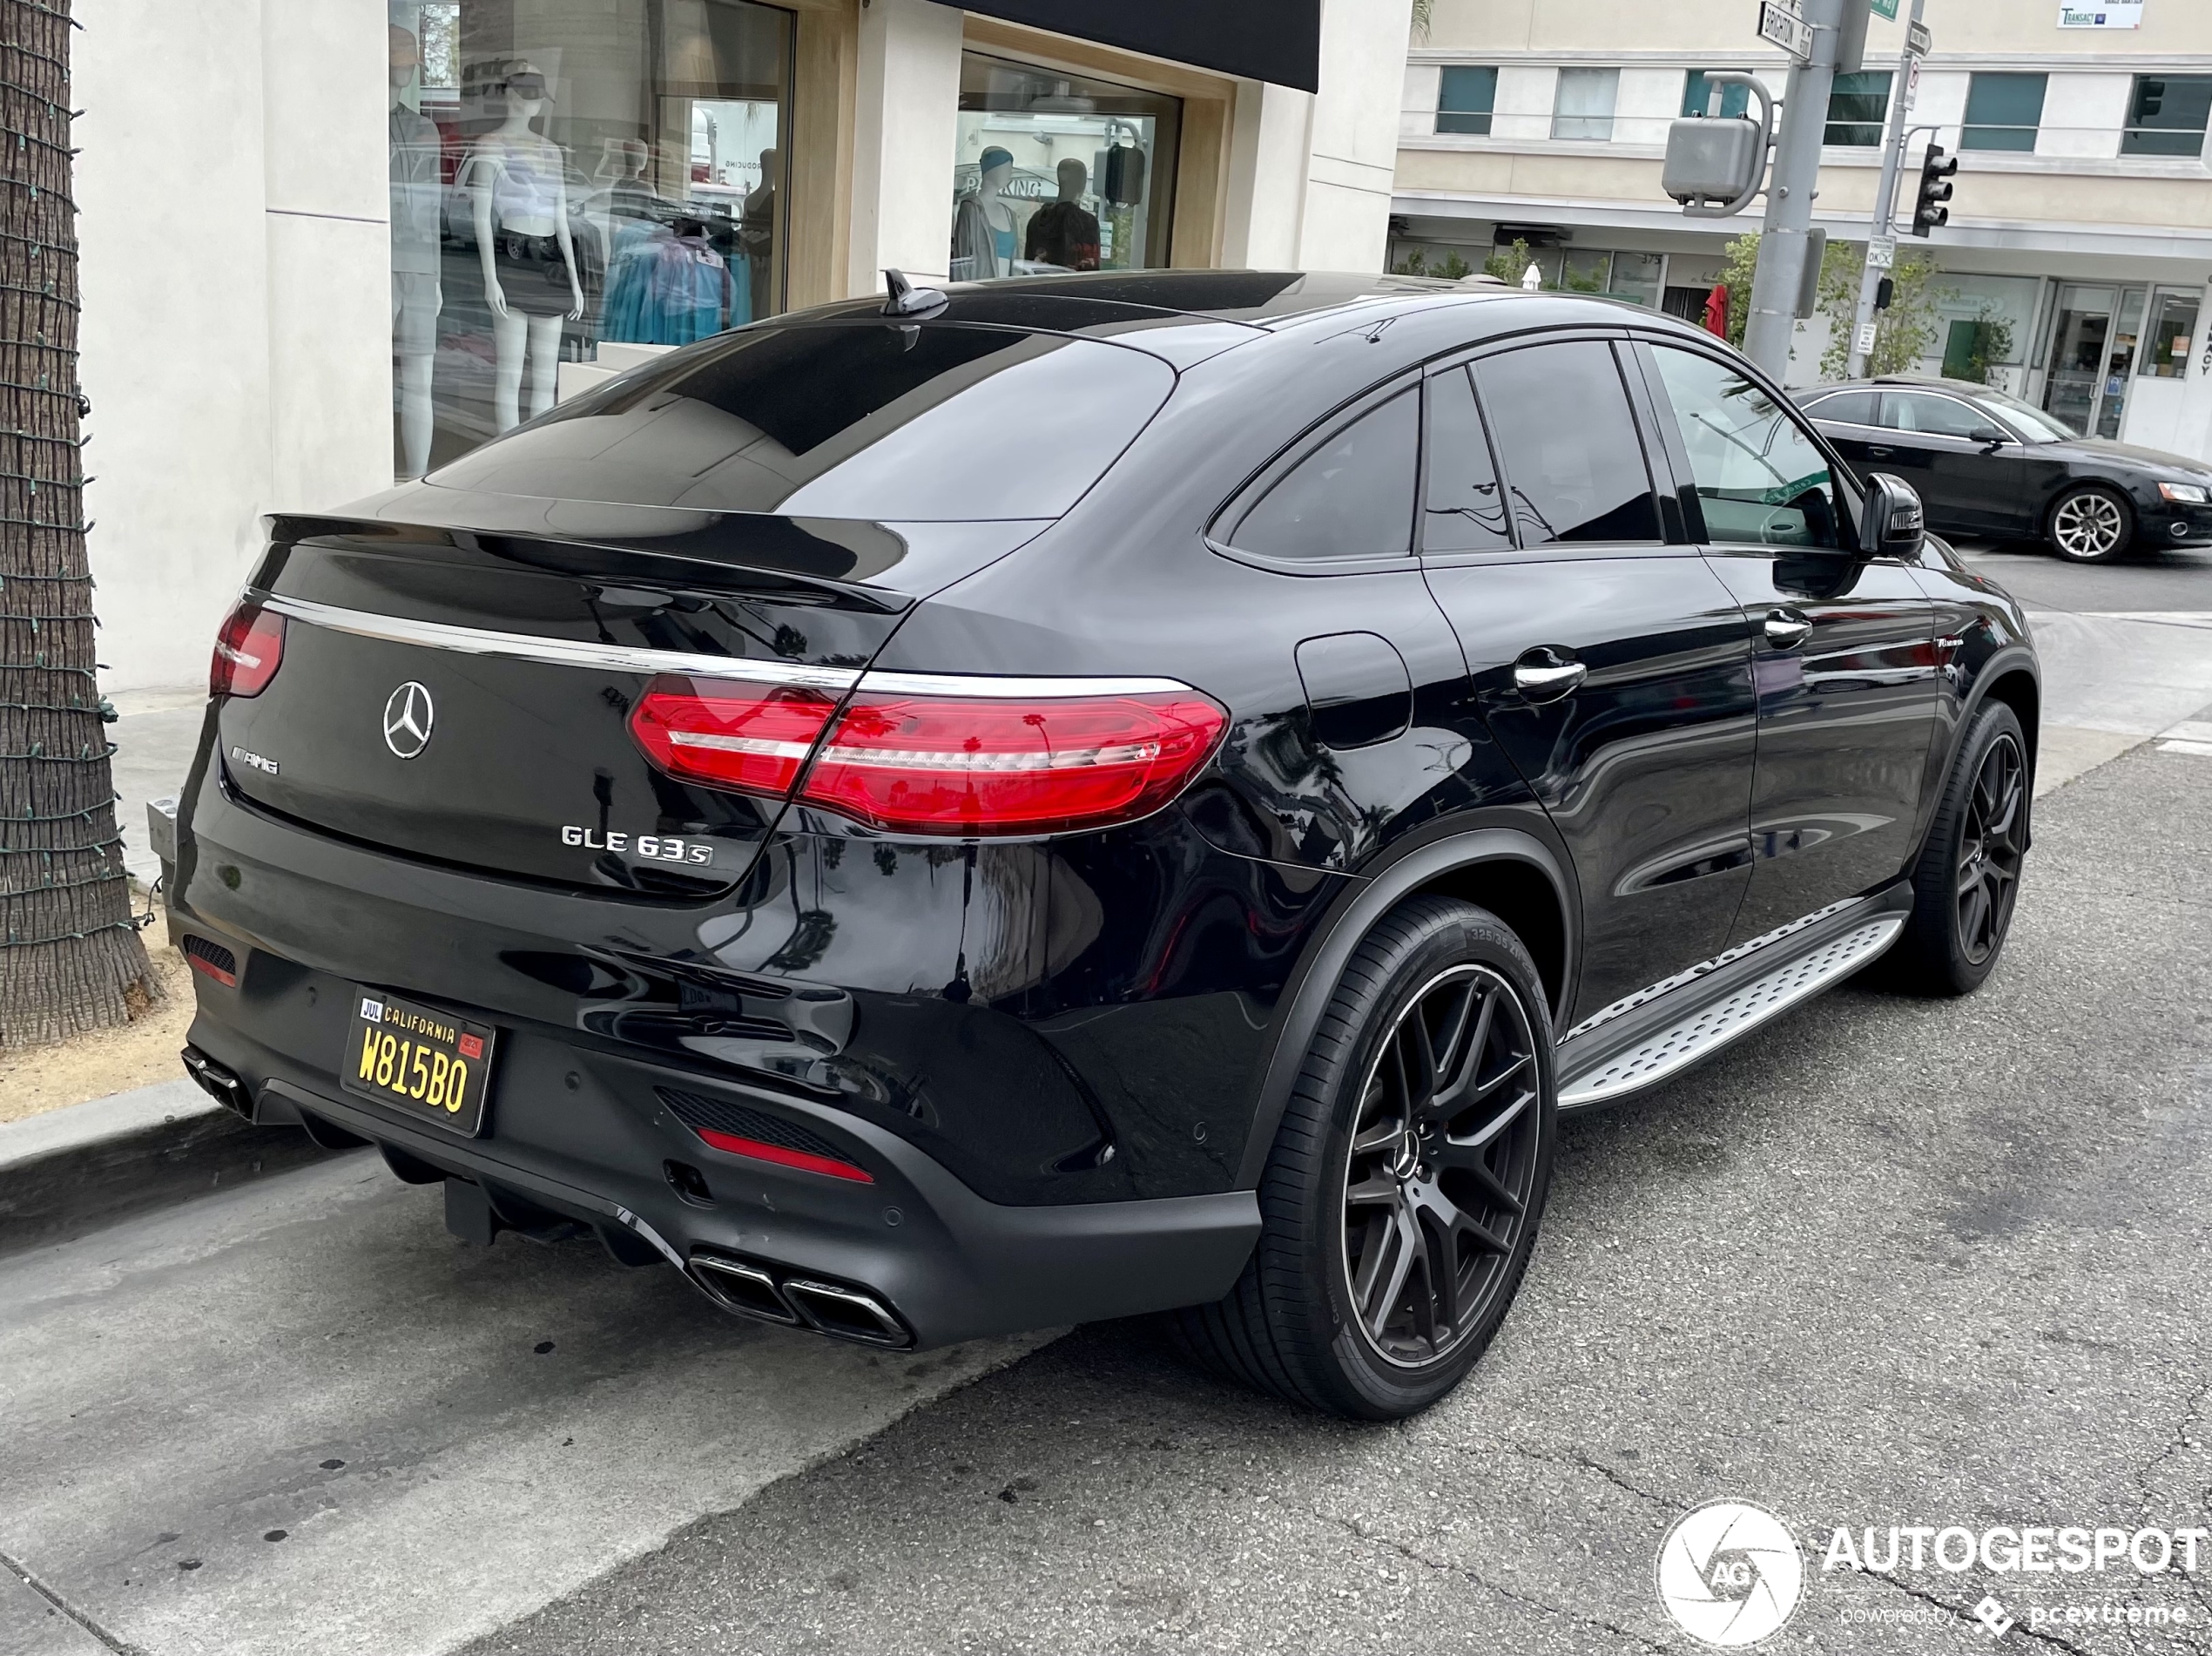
[1758,0,1814,59]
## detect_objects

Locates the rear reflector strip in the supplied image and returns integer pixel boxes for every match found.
[183,936,238,986]
[694,1126,874,1183]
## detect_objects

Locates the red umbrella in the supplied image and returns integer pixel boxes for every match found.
[1703,283,1730,338]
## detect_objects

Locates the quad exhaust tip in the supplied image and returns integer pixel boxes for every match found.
[690,1252,913,1349]
[180,1045,253,1120]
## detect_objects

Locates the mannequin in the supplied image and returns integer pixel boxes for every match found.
[388,26,444,477]
[1023,158,1100,272]
[949,145,1017,281]
[467,61,583,431]
[738,146,777,315]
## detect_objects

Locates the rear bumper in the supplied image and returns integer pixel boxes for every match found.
[181,979,1258,1350]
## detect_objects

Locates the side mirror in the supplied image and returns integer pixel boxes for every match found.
[1968,424,2008,447]
[1861,473,1926,561]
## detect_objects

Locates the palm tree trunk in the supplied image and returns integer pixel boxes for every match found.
[0,0,155,1045]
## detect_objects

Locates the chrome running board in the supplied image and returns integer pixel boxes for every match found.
[1554,883,1912,1111]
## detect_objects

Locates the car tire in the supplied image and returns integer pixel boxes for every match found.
[1883,700,2029,997]
[2046,483,2133,563]
[1170,896,1556,1420]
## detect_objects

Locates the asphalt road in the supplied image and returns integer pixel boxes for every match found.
[443,739,2212,1656]
[14,596,2212,1656]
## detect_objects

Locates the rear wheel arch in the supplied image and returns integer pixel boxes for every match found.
[1234,827,1575,1189]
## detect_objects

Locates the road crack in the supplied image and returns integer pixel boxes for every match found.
[1846,1566,2097,1656]
[0,1547,144,1656]
[1312,1505,1673,1653]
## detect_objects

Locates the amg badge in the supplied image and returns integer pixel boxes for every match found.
[560,826,714,865]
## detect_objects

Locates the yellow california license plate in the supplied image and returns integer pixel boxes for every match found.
[340,990,496,1136]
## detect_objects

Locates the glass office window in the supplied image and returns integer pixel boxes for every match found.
[1824,71,1892,146]
[2122,75,2212,158]
[1552,68,1619,141]
[1437,66,1498,135]
[385,0,794,481]
[1962,72,2047,152]
[951,54,1179,281]
[1683,71,1750,120]
[2141,292,2202,380]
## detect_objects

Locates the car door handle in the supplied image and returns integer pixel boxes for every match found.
[1866,445,1894,457]
[1764,609,1813,650]
[1512,650,1587,701]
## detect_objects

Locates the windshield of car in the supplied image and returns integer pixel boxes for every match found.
[1971,388,2078,443]
[426,323,1176,521]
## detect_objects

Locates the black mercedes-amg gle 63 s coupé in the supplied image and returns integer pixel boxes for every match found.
[170,270,2037,1419]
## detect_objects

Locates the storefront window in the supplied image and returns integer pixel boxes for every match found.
[387,0,793,480]
[951,53,1180,281]
[2140,292,2201,381]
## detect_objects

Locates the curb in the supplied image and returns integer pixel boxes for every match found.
[0,1077,336,1257]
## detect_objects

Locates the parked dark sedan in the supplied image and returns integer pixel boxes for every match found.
[1801,375,2212,562]
[169,272,2037,1420]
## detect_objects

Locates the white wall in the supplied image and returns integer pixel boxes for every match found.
[1295,0,1418,267]
[79,0,272,694]
[1491,65,1556,143]
[847,0,966,292]
[80,0,388,694]
[2038,72,2130,160]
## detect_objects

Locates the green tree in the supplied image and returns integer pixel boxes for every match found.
[1411,0,1433,43]
[1717,233,1762,348]
[1816,244,1949,379]
[1483,237,1537,287]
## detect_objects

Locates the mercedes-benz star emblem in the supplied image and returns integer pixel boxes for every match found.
[381,681,435,760]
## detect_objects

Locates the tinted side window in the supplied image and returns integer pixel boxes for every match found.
[1885,392,1989,439]
[1805,389,1878,426]
[1474,342,1661,545]
[1422,367,1514,553]
[1648,347,1845,550]
[428,324,1174,522]
[1232,391,1418,562]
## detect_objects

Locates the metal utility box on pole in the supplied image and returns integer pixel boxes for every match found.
[1741,0,1849,380]
[1844,0,1932,378]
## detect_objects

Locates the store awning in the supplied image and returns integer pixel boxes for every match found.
[959,0,1322,92]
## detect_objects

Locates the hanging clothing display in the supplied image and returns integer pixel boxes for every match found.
[602,225,745,345]
[950,194,997,282]
[1024,199,1101,271]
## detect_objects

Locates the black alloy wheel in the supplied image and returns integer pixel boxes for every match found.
[1170,896,1556,1419]
[1340,962,1542,1368]
[1955,732,2026,967]
[1885,699,2030,996]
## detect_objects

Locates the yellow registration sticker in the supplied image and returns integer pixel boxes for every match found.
[339,990,496,1136]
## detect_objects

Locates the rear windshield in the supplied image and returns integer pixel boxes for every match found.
[426,323,1175,522]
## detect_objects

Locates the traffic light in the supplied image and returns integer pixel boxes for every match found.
[1912,144,1958,238]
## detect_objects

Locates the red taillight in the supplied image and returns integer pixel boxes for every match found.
[628,675,1228,837]
[629,679,840,796]
[210,600,286,698]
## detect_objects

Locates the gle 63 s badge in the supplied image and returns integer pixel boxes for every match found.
[561,825,714,865]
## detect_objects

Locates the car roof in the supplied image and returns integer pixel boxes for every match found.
[1808,375,1995,398]
[785,269,1723,355]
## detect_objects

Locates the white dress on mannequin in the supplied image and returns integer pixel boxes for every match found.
[467,71,583,433]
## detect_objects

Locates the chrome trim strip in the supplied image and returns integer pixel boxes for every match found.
[1560,895,1866,1044]
[255,593,864,691]
[857,668,1196,699]
[259,594,1195,700]
[1558,916,1905,1109]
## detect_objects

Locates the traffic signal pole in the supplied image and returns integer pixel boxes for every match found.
[1844,0,1929,378]
[1741,0,1844,380]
